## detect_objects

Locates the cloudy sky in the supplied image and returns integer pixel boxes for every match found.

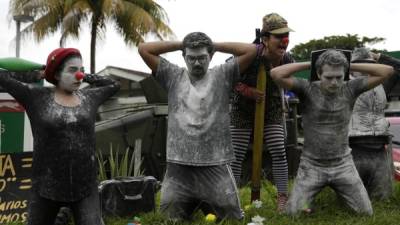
[0,0,399,74]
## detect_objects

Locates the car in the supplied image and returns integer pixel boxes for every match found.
[386,117,400,181]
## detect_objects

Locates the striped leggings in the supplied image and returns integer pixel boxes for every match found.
[230,124,288,194]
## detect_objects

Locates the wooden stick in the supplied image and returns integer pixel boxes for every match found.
[251,63,266,201]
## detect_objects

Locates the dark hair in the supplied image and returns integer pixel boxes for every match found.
[315,49,349,75]
[54,54,82,85]
[182,32,214,56]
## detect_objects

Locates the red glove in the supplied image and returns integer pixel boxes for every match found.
[235,82,265,103]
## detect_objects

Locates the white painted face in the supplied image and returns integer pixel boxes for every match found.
[318,65,345,94]
[57,57,84,93]
[184,47,211,79]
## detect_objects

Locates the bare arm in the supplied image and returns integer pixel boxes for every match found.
[350,63,394,89]
[138,41,183,72]
[213,42,257,73]
[270,62,311,90]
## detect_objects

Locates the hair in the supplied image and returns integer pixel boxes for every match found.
[54,54,82,84]
[315,49,349,75]
[182,32,214,56]
[351,47,372,62]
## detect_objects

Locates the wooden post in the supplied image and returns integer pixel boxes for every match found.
[251,63,267,201]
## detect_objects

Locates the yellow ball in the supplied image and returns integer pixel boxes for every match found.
[205,213,217,222]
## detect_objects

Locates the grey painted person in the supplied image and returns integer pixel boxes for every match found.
[349,47,400,200]
[138,32,256,221]
[270,49,394,215]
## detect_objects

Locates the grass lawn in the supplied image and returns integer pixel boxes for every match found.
[104,180,400,225]
[6,181,400,225]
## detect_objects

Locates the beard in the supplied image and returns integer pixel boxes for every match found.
[191,66,206,78]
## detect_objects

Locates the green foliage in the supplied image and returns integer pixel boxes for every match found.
[103,181,400,225]
[290,34,386,61]
[97,143,143,181]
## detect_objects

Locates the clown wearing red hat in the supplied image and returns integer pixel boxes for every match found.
[0,47,120,225]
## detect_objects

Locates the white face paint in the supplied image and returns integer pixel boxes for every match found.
[318,65,345,95]
[57,57,84,93]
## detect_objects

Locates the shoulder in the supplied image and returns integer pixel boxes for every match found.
[211,59,238,72]
[346,77,368,94]
[293,77,310,89]
[157,57,184,73]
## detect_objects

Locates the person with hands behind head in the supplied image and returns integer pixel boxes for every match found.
[138,32,256,221]
[349,47,400,200]
[0,47,120,225]
[229,13,295,212]
[271,49,393,215]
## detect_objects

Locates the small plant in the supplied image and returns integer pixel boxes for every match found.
[97,142,144,181]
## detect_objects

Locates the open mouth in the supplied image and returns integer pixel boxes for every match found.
[278,45,287,50]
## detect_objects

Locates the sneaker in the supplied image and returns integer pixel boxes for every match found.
[277,193,288,213]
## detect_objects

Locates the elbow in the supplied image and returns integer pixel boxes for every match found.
[388,66,395,78]
[382,66,395,79]
[270,68,280,81]
[138,43,147,58]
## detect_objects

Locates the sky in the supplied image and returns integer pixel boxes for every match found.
[0,0,400,74]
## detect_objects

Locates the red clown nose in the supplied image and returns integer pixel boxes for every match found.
[281,37,289,46]
[75,71,85,80]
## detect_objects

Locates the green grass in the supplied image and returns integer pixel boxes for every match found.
[6,181,400,225]
[104,181,400,225]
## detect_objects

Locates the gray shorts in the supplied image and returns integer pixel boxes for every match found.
[160,163,243,220]
[287,155,372,215]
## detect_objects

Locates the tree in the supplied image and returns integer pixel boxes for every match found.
[9,0,173,73]
[290,34,385,61]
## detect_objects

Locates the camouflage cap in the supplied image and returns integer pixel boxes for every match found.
[262,13,294,34]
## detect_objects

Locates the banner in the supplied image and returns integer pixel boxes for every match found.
[0,152,32,224]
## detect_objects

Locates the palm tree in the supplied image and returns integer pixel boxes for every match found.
[9,0,173,73]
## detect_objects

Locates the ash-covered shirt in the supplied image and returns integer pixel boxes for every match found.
[0,72,120,202]
[155,57,240,166]
[348,84,389,137]
[291,77,368,160]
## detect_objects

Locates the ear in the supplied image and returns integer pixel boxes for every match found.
[54,72,61,81]
[209,52,214,60]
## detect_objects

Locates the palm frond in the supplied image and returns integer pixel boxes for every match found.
[113,0,173,46]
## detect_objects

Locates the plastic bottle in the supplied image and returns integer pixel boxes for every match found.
[0,57,45,72]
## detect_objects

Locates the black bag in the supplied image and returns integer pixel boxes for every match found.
[99,176,157,217]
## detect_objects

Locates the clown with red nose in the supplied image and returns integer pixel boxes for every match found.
[44,48,86,94]
[229,12,295,213]
[0,47,120,224]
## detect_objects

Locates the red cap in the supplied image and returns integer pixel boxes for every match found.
[44,48,81,84]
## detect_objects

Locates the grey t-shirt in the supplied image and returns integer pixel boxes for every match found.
[155,57,240,166]
[292,77,368,160]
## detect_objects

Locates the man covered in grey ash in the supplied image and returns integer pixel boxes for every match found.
[349,47,400,200]
[138,32,256,221]
[270,49,393,215]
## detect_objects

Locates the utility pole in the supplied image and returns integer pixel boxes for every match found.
[13,14,34,58]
